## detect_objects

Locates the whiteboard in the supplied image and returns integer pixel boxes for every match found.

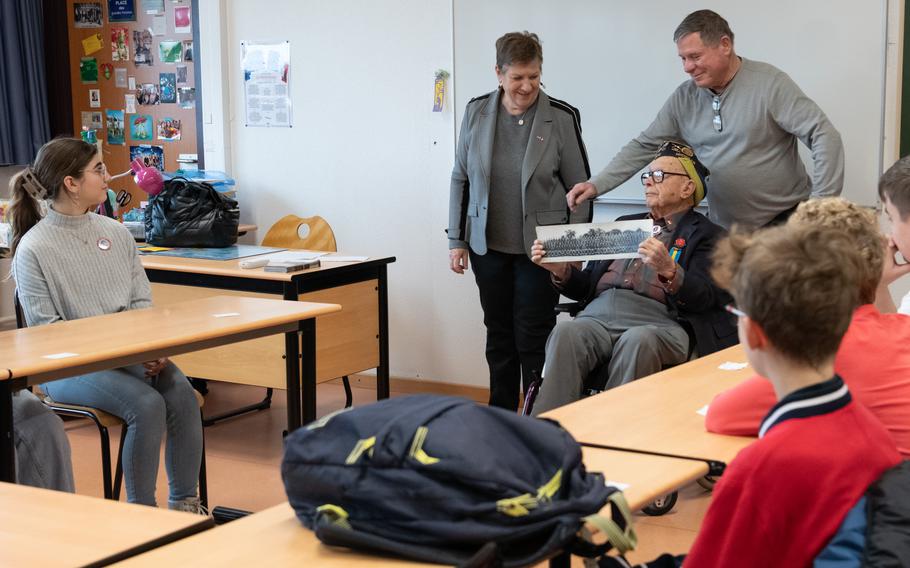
[453,0,886,206]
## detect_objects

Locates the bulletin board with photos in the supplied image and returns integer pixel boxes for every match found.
[67,0,200,213]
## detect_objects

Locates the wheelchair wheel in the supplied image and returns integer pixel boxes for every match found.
[696,475,718,492]
[641,491,678,516]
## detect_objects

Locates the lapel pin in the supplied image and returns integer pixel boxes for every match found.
[536,136,544,142]
[97,237,112,251]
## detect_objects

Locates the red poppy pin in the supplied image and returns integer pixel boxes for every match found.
[675,238,686,248]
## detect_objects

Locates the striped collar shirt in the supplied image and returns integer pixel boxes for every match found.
[758,375,851,439]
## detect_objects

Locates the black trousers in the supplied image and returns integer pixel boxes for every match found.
[470,249,559,410]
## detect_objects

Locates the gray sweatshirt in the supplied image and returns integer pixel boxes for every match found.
[13,207,151,327]
[591,58,844,228]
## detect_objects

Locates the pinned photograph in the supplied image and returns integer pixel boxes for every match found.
[159,72,177,103]
[110,27,129,62]
[81,111,103,130]
[175,64,188,85]
[129,144,164,171]
[174,5,191,33]
[124,93,136,114]
[129,114,153,141]
[107,0,135,22]
[132,30,153,66]
[114,67,127,88]
[137,83,160,105]
[177,87,195,109]
[89,89,101,108]
[79,57,98,84]
[157,117,181,141]
[151,14,166,36]
[181,40,193,62]
[105,109,125,145]
[144,0,164,14]
[73,2,103,28]
[158,40,182,63]
[535,220,653,262]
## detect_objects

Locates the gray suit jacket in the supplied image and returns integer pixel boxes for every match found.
[448,89,592,257]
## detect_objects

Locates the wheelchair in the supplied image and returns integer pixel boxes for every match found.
[522,302,703,516]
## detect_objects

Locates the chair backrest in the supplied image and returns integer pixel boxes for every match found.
[14,292,24,330]
[261,215,337,252]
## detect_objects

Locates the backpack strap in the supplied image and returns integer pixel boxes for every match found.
[582,492,638,555]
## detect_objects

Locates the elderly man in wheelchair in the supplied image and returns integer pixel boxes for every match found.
[530,141,737,416]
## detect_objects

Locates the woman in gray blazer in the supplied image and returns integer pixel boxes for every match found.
[447,31,592,410]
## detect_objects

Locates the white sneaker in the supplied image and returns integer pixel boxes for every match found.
[168,496,209,516]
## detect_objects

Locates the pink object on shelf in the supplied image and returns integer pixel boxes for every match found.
[130,158,164,196]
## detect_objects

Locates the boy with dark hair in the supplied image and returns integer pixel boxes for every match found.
[612,223,900,567]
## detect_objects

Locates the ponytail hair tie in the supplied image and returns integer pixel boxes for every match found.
[21,168,50,200]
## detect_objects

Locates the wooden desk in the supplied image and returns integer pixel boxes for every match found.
[542,345,755,472]
[581,447,709,512]
[141,253,395,423]
[0,481,213,567]
[0,296,340,482]
[116,502,434,567]
[119,450,705,566]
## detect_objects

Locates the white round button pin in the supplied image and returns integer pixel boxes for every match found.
[97,237,112,251]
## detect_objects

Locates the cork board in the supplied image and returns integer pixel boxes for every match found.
[66,0,200,212]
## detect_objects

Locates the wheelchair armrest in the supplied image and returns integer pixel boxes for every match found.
[555,302,582,317]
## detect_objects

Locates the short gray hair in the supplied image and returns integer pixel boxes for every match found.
[673,10,734,46]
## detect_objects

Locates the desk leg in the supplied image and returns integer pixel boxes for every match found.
[284,330,301,433]
[377,264,390,400]
[1,382,15,482]
[300,318,317,425]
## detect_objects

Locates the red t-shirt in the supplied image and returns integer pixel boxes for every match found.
[705,304,910,457]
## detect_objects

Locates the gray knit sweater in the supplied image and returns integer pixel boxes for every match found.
[591,58,844,228]
[13,207,151,327]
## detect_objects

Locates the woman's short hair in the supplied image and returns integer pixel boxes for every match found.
[789,198,882,304]
[711,223,864,368]
[495,31,543,69]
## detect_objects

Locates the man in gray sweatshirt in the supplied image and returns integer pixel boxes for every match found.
[566,9,844,229]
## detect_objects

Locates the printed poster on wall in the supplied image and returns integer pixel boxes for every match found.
[240,40,291,128]
[107,0,135,22]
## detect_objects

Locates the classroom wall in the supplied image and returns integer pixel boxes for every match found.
[213,0,490,386]
[202,0,906,388]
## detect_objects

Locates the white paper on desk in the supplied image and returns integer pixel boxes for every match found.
[321,255,369,262]
[258,251,327,263]
[718,361,748,371]
[696,404,709,416]
[43,352,79,359]
[606,480,630,491]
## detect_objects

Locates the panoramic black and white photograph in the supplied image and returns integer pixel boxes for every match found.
[536,220,653,262]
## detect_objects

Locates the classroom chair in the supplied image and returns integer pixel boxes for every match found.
[14,295,208,507]
[263,215,353,407]
[196,214,354,427]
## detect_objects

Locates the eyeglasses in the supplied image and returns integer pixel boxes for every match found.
[724,304,747,318]
[84,163,108,177]
[640,169,689,185]
[712,95,723,132]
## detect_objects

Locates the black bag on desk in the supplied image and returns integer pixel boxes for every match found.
[281,395,636,567]
[145,177,239,247]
